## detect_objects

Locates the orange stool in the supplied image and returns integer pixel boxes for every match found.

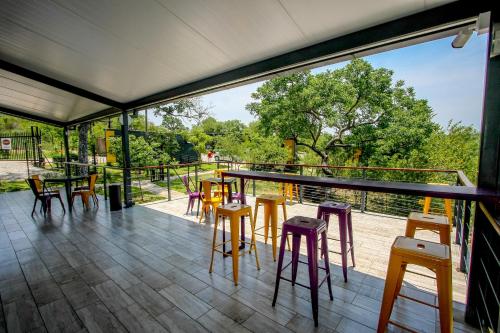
[254,194,290,261]
[377,236,452,333]
[278,180,299,204]
[209,203,259,285]
[199,180,222,223]
[213,169,230,198]
[406,212,451,246]
[423,184,453,225]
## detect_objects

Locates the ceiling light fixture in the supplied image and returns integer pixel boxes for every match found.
[451,12,490,49]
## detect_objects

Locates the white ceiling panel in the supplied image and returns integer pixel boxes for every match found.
[0,69,108,122]
[0,0,461,124]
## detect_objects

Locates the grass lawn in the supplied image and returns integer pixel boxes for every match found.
[95,185,165,204]
[0,180,31,192]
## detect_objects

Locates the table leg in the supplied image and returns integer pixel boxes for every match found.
[65,180,72,212]
[239,178,245,249]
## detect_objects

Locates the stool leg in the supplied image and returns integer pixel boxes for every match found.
[339,212,348,282]
[271,203,279,261]
[436,264,453,333]
[306,232,319,327]
[444,199,453,226]
[209,212,220,273]
[230,215,240,285]
[281,203,291,250]
[272,228,289,307]
[291,234,301,286]
[377,254,403,333]
[440,226,451,247]
[263,204,270,244]
[253,202,260,240]
[404,221,416,238]
[394,263,407,299]
[319,212,330,259]
[248,211,260,270]
[347,211,355,267]
[423,196,431,214]
[321,230,333,301]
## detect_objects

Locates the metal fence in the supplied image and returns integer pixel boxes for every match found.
[0,127,43,165]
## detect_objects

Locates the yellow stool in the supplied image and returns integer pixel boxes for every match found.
[199,180,222,223]
[423,184,453,225]
[278,177,299,204]
[406,212,451,246]
[254,194,290,261]
[209,203,259,285]
[377,236,452,333]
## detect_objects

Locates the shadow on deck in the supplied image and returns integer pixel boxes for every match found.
[0,190,477,332]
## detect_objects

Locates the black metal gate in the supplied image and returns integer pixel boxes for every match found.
[0,126,43,166]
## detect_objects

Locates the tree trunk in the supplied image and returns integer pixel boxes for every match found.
[78,123,90,175]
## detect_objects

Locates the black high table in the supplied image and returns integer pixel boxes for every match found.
[43,175,87,212]
[221,170,500,252]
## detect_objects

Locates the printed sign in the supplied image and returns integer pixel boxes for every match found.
[1,138,11,150]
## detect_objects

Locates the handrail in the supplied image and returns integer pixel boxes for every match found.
[62,160,460,175]
[479,202,500,236]
[457,170,475,187]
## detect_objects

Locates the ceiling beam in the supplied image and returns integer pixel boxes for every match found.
[66,107,122,126]
[0,106,65,127]
[124,1,491,110]
[0,60,124,109]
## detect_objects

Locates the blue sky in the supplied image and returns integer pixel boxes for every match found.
[154,33,488,129]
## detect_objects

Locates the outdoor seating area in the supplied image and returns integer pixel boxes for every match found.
[0,188,475,332]
[0,2,498,333]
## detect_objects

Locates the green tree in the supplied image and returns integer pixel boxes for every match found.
[424,122,480,184]
[108,136,171,167]
[247,59,436,174]
[154,97,210,131]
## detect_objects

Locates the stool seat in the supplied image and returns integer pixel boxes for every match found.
[256,194,286,203]
[408,212,448,226]
[318,201,351,212]
[406,212,451,246]
[217,203,251,214]
[282,216,327,232]
[393,236,450,264]
[272,216,333,327]
[377,236,452,333]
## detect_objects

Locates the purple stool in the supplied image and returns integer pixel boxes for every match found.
[317,201,355,282]
[181,176,201,214]
[272,216,333,327]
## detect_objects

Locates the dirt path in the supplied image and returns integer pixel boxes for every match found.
[0,161,55,180]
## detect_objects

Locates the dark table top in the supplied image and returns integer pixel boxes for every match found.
[221,170,500,201]
[202,177,237,184]
[43,175,87,183]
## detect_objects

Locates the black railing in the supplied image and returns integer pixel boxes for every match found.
[465,202,500,333]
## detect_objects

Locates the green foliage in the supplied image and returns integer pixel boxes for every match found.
[424,122,480,184]
[247,59,439,174]
[108,136,171,167]
[153,97,210,131]
[241,122,288,164]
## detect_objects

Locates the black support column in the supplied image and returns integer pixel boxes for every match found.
[121,111,133,207]
[465,9,500,332]
[63,126,73,212]
[63,126,71,177]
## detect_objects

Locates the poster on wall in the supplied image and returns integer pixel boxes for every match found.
[1,138,11,150]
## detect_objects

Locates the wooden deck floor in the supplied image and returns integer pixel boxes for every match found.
[0,191,477,333]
